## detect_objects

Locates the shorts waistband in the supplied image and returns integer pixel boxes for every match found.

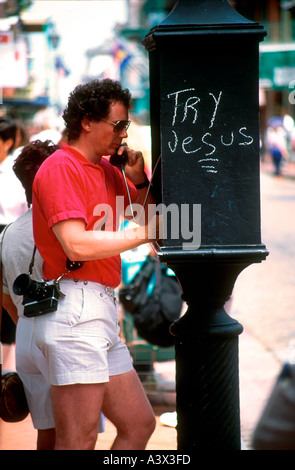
[59,278,115,297]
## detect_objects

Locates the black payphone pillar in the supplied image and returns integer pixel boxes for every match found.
[143,0,268,450]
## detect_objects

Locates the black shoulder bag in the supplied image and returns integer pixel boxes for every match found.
[119,256,183,348]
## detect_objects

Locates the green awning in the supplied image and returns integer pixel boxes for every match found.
[281,1,295,10]
[259,43,295,89]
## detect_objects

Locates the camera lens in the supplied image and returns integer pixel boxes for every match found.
[13,273,47,301]
[13,273,34,296]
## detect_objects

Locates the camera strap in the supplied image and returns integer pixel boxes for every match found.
[28,245,83,285]
[56,259,84,284]
[120,153,161,224]
[28,245,37,275]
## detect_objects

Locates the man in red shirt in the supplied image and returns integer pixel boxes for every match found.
[32,79,157,450]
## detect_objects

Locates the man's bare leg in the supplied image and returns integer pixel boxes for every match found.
[37,428,55,450]
[102,369,156,450]
[51,382,105,450]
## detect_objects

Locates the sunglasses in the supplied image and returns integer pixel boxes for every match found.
[101,118,131,133]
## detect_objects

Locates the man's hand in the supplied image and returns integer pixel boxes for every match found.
[122,146,146,186]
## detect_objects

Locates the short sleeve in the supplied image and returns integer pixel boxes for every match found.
[33,158,87,228]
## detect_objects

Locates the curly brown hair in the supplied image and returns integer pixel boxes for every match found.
[62,78,132,141]
[13,140,60,205]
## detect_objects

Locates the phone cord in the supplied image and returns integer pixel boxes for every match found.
[121,154,161,223]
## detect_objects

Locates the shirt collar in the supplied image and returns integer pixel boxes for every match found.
[61,142,106,168]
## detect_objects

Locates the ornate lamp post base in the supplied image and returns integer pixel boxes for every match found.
[170,259,246,450]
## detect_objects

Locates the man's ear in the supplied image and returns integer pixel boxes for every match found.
[81,116,92,133]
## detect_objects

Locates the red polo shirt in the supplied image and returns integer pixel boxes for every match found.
[32,142,137,288]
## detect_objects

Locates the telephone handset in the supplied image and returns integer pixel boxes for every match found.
[109,143,128,168]
[109,142,161,223]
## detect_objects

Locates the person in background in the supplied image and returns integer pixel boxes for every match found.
[1,139,106,449]
[0,117,27,230]
[11,121,30,158]
[0,117,27,370]
[265,124,289,176]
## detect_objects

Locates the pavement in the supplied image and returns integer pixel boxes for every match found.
[0,156,294,452]
[0,359,177,451]
[0,329,282,451]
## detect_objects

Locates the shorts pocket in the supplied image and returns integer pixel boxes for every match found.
[66,287,84,326]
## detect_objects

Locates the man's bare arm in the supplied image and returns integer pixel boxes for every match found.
[52,217,159,262]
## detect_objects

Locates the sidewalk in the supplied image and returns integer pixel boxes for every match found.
[0,159,286,451]
[0,360,177,451]
[0,327,281,451]
[239,329,281,449]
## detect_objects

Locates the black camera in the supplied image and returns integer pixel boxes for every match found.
[13,273,61,318]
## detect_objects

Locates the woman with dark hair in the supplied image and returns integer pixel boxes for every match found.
[0,117,27,364]
[0,117,27,231]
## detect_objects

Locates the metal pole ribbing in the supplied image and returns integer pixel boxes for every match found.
[175,321,242,450]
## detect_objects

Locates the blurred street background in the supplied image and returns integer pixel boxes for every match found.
[2,0,295,168]
[1,0,295,451]
[4,0,295,153]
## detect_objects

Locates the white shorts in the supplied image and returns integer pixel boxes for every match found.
[16,316,106,431]
[16,316,55,430]
[33,279,134,386]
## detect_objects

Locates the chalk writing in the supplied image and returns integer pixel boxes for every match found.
[168,130,178,153]
[166,88,254,174]
[167,88,196,126]
[220,132,234,146]
[238,127,254,146]
[202,132,215,156]
[209,91,222,129]
[182,96,200,123]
